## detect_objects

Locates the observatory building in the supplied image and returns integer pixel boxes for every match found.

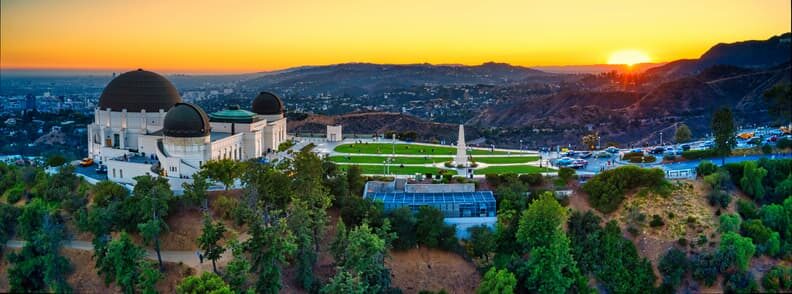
[86,69,287,187]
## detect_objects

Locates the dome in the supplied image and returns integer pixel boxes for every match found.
[163,103,210,137]
[98,69,182,112]
[251,91,285,115]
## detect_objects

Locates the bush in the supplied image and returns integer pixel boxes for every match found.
[582,166,665,214]
[649,215,665,227]
[622,152,656,163]
[3,184,24,203]
[736,199,759,219]
[557,167,576,183]
[416,206,457,250]
[658,248,688,288]
[707,189,731,208]
[762,265,791,292]
[696,161,718,176]
[762,144,773,154]
[214,195,237,220]
[518,173,544,186]
[777,137,792,149]
[690,252,719,286]
[682,149,717,160]
[724,271,758,294]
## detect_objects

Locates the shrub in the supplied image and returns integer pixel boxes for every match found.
[690,252,719,286]
[762,265,791,292]
[696,161,718,176]
[777,137,792,149]
[707,189,731,208]
[682,149,717,160]
[3,184,24,203]
[622,152,656,163]
[736,199,759,219]
[557,167,576,183]
[214,195,237,220]
[703,171,729,189]
[761,144,773,154]
[518,173,544,186]
[649,215,665,227]
[582,166,665,214]
[677,238,688,247]
[724,271,758,294]
[658,248,688,288]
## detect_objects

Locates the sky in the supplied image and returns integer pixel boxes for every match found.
[1,0,790,74]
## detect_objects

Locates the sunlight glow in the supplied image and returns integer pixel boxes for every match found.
[607,50,652,66]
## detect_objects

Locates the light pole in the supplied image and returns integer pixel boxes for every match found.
[660,132,663,146]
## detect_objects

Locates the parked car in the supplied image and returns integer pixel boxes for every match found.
[95,165,107,174]
[681,144,691,151]
[630,148,643,153]
[79,157,93,167]
[579,151,592,158]
[556,157,574,166]
[650,147,665,154]
[605,146,620,154]
[570,159,588,169]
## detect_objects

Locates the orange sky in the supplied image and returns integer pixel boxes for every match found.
[1,0,790,73]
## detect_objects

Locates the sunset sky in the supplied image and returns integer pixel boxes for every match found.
[1,0,790,73]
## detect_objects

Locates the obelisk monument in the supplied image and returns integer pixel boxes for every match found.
[454,124,467,166]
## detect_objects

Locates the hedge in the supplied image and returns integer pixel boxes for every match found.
[682,149,718,160]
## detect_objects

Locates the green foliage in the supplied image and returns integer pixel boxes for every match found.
[198,214,227,273]
[723,271,758,294]
[522,230,583,293]
[388,207,418,250]
[518,173,544,186]
[516,192,566,249]
[557,167,576,183]
[682,148,718,160]
[7,205,72,293]
[182,172,210,209]
[0,203,19,245]
[739,161,767,201]
[736,199,759,219]
[719,213,741,233]
[177,272,233,294]
[346,165,366,196]
[96,232,158,294]
[201,159,240,190]
[416,206,457,250]
[223,239,252,293]
[762,265,791,292]
[277,139,296,152]
[3,183,24,203]
[582,166,665,214]
[567,213,656,293]
[477,267,516,294]
[675,123,692,143]
[703,170,729,190]
[707,189,732,208]
[45,154,67,167]
[778,137,792,149]
[341,195,384,228]
[133,174,173,271]
[712,107,737,163]
[690,252,719,286]
[246,216,296,294]
[330,223,394,293]
[467,225,496,261]
[658,248,688,288]
[718,232,756,271]
[91,180,128,206]
[321,271,369,294]
[762,144,773,154]
[696,160,718,176]
[649,214,665,227]
[622,152,656,163]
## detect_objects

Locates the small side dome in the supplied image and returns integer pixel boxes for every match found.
[163,103,210,137]
[251,91,285,115]
[98,69,182,112]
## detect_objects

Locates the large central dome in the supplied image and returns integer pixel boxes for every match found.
[98,69,182,112]
[163,103,210,138]
[251,92,285,115]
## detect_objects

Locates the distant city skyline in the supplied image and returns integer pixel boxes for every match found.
[1,0,790,74]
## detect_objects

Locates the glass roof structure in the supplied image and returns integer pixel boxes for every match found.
[367,191,495,205]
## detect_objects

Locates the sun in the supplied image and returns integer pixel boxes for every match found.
[607,50,651,66]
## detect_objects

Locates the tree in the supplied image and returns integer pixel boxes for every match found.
[557,167,576,184]
[183,172,211,210]
[321,271,369,294]
[416,206,456,249]
[582,133,600,150]
[739,161,768,201]
[690,252,719,286]
[523,231,581,293]
[477,267,517,294]
[202,159,239,190]
[711,107,736,165]
[658,248,688,288]
[388,207,417,250]
[198,214,227,274]
[223,239,252,293]
[96,232,158,294]
[177,272,233,294]
[724,271,758,294]
[467,225,496,261]
[674,123,692,143]
[719,232,756,271]
[719,213,742,233]
[346,165,365,196]
[134,175,173,271]
[7,208,72,293]
[332,223,393,293]
[763,83,791,126]
[246,217,296,294]
[91,180,128,206]
[762,265,791,292]
[45,154,67,167]
[516,192,566,249]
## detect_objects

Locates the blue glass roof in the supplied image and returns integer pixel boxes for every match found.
[366,191,495,204]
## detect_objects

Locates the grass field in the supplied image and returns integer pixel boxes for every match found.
[475,165,554,174]
[474,156,539,164]
[333,143,521,155]
[329,155,451,164]
[336,164,456,175]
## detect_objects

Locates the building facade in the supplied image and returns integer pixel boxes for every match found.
[86,69,287,187]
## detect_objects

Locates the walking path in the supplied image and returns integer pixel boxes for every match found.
[5,239,229,270]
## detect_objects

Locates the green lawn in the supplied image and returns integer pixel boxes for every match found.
[336,164,456,175]
[475,165,554,174]
[333,143,520,155]
[329,155,451,164]
[474,156,539,164]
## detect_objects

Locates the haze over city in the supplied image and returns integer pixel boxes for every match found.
[1,0,790,73]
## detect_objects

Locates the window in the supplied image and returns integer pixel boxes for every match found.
[112,168,116,178]
[119,170,123,178]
